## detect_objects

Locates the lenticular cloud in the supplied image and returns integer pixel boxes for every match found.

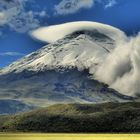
[31,21,126,43]
[31,21,140,97]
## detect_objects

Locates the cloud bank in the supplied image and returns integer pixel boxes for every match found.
[94,34,140,97]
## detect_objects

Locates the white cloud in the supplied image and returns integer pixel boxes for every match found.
[104,0,117,9]
[54,0,94,15]
[0,52,25,56]
[0,0,48,33]
[8,9,40,33]
[31,21,126,43]
[94,33,140,97]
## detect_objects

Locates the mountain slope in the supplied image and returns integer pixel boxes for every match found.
[0,102,140,132]
[0,25,134,114]
[0,69,133,107]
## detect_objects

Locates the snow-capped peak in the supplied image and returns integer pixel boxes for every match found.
[0,29,115,75]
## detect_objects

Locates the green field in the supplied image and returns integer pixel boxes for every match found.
[0,134,140,140]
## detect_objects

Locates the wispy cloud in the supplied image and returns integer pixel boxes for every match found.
[54,0,94,15]
[104,0,117,9]
[0,52,25,56]
[54,0,118,15]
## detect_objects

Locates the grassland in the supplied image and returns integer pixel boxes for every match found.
[0,102,140,133]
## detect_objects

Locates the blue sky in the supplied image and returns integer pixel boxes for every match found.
[0,0,140,67]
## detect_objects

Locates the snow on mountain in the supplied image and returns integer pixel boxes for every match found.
[0,22,134,111]
[0,29,115,75]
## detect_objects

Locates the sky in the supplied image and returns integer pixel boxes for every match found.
[0,0,140,67]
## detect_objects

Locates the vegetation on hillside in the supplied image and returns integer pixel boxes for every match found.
[0,102,140,132]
